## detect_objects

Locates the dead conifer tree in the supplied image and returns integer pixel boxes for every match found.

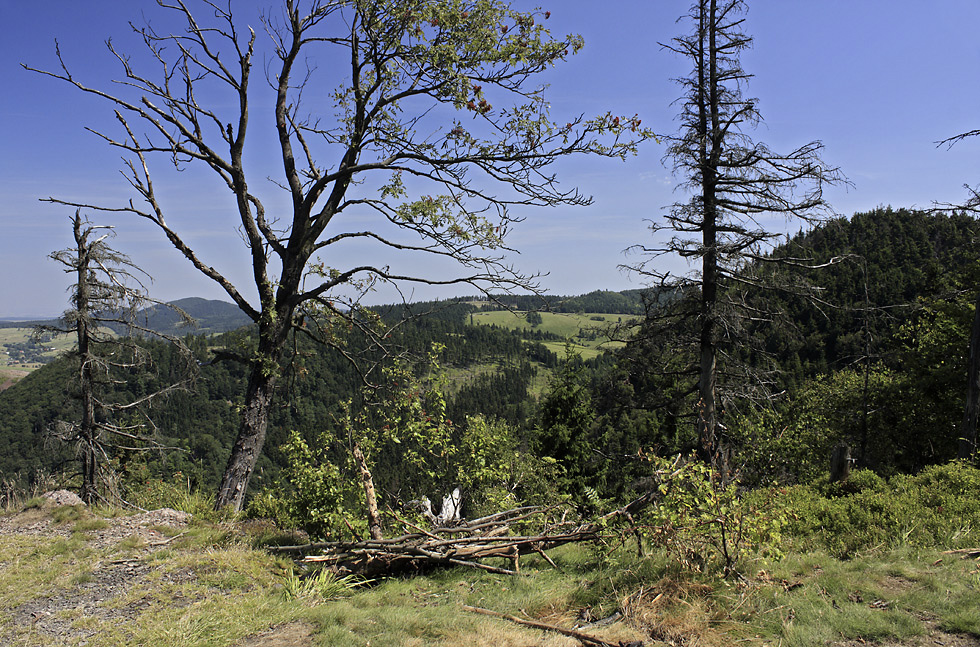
[41,211,194,504]
[623,0,844,480]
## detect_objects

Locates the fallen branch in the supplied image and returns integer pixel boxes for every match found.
[461,605,631,647]
[272,455,686,577]
[942,548,980,559]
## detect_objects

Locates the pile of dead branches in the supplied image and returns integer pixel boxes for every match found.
[274,505,584,576]
[275,472,677,577]
[273,455,685,577]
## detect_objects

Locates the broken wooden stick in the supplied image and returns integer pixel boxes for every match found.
[942,548,980,559]
[461,605,630,647]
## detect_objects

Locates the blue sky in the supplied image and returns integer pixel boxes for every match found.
[2,1,979,319]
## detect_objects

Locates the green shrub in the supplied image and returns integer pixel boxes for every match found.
[258,428,366,541]
[779,462,980,557]
[247,353,559,540]
[636,455,786,575]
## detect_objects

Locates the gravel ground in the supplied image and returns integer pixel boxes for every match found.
[0,494,195,645]
[0,493,313,646]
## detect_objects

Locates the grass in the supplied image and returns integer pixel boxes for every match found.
[742,547,980,646]
[469,310,638,359]
[0,505,303,647]
[1,493,979,646]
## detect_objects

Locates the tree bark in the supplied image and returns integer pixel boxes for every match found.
[961,291,980,459]
[214,291,296,512]
[214,355,280,512]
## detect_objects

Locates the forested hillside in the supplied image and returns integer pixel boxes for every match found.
[770,206,979,379]
[609,207,979,486]
[0,296,584,491]
[477,289,646,315]
[1,209,977,508]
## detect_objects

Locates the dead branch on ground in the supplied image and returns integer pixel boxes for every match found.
[273,457,685,577]
[462,605,638,647]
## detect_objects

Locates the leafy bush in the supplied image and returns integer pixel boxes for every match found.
[779,462,980,557]
[247,352,559,540]
[636,455,786,575]
[252,428,367,541]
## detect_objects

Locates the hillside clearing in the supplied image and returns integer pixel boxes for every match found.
[469,310,637,358]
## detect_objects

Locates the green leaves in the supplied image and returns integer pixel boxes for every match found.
[256,345,541,538]
[395,194,504,248]
[637,454,786,574]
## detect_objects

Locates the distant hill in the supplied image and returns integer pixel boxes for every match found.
[134,297,253,336]
[0,298,253,336]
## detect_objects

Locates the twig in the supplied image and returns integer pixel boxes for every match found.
[942,548,980,559]
[578,611,623,631]
[533,544,560,570]
[147,530,187,546]
[461,605,627,647]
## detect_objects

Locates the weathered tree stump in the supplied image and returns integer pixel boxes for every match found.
[830,442,851,482]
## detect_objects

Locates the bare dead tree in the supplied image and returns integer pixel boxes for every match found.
[622,0,844,481]
[40,211,195,504]
[27,0,651,510]
[937,135,980,459]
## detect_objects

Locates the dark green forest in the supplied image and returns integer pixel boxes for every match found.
[1,207,977,529]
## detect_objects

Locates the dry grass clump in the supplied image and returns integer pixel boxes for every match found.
[622,579,747,647]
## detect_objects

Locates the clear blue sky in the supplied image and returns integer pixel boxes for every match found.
[2,1,979,319]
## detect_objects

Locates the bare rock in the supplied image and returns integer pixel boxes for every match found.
[41,490,85,507]
[132,508,192,527]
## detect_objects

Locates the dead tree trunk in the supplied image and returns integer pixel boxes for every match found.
[75,249,99,504]
[352,443,383,541]
[830,442,851,482]
[961,291,980,459]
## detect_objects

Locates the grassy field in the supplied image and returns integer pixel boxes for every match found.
[0,327,74,370]
[469,310,638,360]
[442,361,553,398]
[0,367,32,390]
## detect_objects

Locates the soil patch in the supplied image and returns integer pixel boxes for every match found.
[238,621,315,647]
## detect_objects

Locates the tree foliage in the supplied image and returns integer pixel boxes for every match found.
[29,0,651,510]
